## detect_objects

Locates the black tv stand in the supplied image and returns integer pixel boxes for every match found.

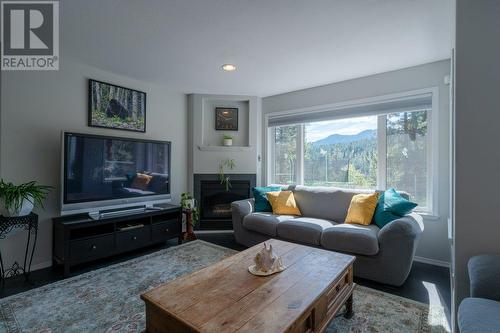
[53,203,182,276]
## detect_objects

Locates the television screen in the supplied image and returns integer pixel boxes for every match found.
[63,133,171,204]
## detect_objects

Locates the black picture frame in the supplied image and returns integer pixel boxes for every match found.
[88,79,147,133]
[215,107,238,131]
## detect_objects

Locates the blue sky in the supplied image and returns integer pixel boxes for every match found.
[305,116,378,142]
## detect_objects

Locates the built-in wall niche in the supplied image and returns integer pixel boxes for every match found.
[188,93,259,178]
[202,99,250,147]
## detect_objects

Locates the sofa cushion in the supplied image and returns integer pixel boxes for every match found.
[345,193,379,225]
[277,217,336,245]
[373,188,417,228]
[288,185,373,222]
[458,297,500,333]
[266,191,302,216]
[321,223,380,255]
[252,186,282,212]
[242,213,295,236]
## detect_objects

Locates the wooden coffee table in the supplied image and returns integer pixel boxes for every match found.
[141,239,355,333]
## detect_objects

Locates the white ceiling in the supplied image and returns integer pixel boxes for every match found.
[62,0,453,97]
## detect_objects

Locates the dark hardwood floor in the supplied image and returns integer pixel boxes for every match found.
[0,231,451,324]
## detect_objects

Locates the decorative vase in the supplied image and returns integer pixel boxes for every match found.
[0,196,34,217]
[223,138,233,146]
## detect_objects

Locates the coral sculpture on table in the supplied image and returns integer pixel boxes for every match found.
[253,243,284,274]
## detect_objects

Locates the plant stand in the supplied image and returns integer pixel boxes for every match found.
[0,213,38,287]
[182,210,197,242]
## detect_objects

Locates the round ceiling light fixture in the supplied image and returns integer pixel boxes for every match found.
[221,64,237,72]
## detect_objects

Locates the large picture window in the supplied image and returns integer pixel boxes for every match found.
[304,116,378,189]
[269,104,433,212]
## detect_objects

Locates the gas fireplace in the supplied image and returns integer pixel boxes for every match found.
[194,174,256,230]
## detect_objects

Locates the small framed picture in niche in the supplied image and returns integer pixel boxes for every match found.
[215,107,238,131]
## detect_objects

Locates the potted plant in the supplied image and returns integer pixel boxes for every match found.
[0,179,52,217]
[180,192,199,240]
[222,134,233,146]
[218,159,236,191]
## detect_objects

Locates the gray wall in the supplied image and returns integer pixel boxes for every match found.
[453,0,500,324]
[262,60,451,264]
[0,57,188,270]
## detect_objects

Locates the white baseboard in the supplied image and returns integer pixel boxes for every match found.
[414,256,450,268]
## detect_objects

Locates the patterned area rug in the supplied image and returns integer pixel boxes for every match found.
[0,240,449,333]
[328,286,449,333]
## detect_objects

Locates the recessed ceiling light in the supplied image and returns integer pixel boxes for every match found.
[221,64,237,72]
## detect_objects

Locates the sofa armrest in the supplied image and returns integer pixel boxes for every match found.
[231,198,254,217]
[371,213,424,286]
[231,198,254,231]
[468,254,500,302]
[378,212,424,242]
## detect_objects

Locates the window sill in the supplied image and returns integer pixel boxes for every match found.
[416,212,440,221]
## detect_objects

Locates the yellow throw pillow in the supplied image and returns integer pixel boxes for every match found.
[266,191,302,216]
[345,193,379,225]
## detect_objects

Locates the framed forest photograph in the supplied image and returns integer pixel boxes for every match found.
[215,107,238,131]
[89,79,146,132]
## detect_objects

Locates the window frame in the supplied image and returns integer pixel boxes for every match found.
[264,88,439,216]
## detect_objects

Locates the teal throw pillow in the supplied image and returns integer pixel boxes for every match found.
[253,186,282,212]
[373,188,418,228]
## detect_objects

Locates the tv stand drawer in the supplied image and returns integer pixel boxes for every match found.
[70,235,114,263]
[116,227,150,251]
[152,219,180,242]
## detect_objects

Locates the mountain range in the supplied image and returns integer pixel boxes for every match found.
[312,129,376,146]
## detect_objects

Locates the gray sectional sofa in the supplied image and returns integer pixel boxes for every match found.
[231,185,424,286]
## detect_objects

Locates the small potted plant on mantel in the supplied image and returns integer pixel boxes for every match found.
[0,179,52,217]
[222,134,233,146]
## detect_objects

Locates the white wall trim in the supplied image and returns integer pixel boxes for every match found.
[264,113,272,185]
[297,124,305,185]
[376,115,387,191]
[414,256,451,268]
[429,86,440,216]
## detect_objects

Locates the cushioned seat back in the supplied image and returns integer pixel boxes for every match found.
[280,185,373,222]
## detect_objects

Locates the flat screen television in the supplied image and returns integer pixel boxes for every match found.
[61,132,171,214]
